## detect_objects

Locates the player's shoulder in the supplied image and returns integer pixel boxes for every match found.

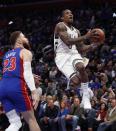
[56,22,64,26]
[55,22,67,30]
[21,48,32,57]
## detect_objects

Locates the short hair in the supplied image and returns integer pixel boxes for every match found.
[9,31,21,46]
[59,9,71,22]
[46,95,53,102]
[61,9,71,17]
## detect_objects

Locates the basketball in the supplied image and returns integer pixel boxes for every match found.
[91,28,105,43]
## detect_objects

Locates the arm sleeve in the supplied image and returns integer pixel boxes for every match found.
[23,61,36,91]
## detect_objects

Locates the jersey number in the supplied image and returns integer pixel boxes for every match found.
[3,57,16,73]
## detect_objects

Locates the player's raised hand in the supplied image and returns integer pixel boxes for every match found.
[31,90,40,110]
[85,29,100,40]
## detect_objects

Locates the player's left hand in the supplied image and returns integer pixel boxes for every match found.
[31,90,40,110]
[86,29,100,40]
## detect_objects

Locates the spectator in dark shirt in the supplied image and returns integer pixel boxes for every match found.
[40,99,59,131]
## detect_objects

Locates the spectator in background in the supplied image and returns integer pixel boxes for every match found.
[97,98,116,131]
[87,103,98,131]
[49,66,58,80]
[89,77,101,90]
[101,87,115,104]
[58,100,70,131]
[34,74,42,96]
[58,100,79,131]
[38,95,47,119]
[87,102,107,131]
[40,99,59,131]
[91,99,99,110]
[42,95,53,111]
[70,97,85,131]
[96,103,107,122]
[99,73,108,87]
[46,80,56,96]
[53,95,60,107]
[112,77,116,89]
[41,63,50,80]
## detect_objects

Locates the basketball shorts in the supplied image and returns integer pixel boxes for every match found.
[55,53,89,79]
[0,77,32,113]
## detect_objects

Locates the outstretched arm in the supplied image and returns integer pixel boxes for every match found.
[55,22,98,46]
[76,30,101,53]
[76,42,99,53]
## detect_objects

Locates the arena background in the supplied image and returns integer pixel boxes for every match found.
[0,0,116,131]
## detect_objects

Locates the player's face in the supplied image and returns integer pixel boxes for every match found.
[62,10,73,24]
[19,33,30,49]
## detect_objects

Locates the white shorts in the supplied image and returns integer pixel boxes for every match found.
[55,53,89,79]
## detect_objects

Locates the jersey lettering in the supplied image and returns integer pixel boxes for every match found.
[54,23,79,54]
[3,57,16,73]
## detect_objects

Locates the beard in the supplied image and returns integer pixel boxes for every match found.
[23,41,31,50]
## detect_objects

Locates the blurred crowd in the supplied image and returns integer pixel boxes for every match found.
[0,3,116,131]
[0,0,48,5]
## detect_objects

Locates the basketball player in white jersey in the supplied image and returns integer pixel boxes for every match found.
[54,9,99,109]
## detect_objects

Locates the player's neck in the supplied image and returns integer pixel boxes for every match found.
[63,22,72,28]
[14,43,24,49]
